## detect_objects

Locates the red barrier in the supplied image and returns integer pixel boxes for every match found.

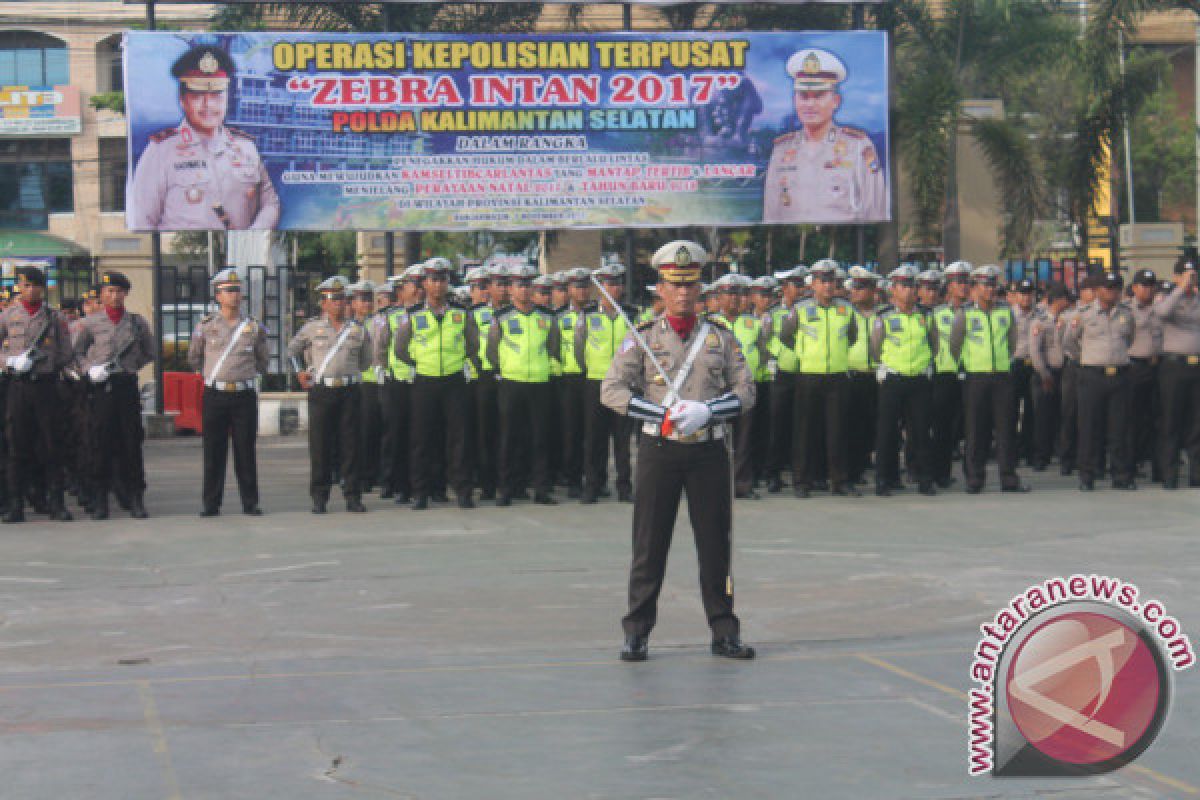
[164,372,204,433]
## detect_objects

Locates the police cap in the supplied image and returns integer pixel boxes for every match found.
[1132,269,1158,287]
[211,267,242,291]
[786,49,847,93]
[650,240,707,284]
[172,46,235,93]
[970,265,1001,285]
[100,271,132,291]
[1174,256,1197,274]
[315,275,348,297]
[15,266,46,286]
[347,279,375,295]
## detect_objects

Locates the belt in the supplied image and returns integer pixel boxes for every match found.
[1082,365,1127,376]
[642,422,725,443]
[1129,356,1159,366]
[9,372,53,383]
[319,375,360,388]
[1163,353,1200,366]
[207,379,255,392]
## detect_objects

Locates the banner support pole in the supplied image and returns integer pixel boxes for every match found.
[623,2,636,298]
[146,0,165,415]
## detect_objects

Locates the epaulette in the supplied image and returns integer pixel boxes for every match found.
[705,313,732,329]
[621,303,639,316]
[774,130,799,145]
[200,312,215,324]
[582,301,599,313]
[227,126,254,141]
[876,303,896,314]
[149,127,178,144]
[636,319,655,332]
[840,126,868,140]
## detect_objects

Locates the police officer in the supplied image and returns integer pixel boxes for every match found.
[929,261,970,486]
[1127,269,1162,482]
[532,274,562,486]
[287,276,373,513]
[1064,271,1136,490]
[1155,257,1200,488]
[0,266,74,522]
[764,266,804,492]
[487,264,560,506]
[843,267,879,486]
[129,46,279,231]
[870,266,938,496]
[748,276,778,485]
[1058,277,1093,475]
[576,262,636,503]
[556,267,590,498]
[779,261,857,496]
[469,265,502,500]
[189,268,268,516]
[763,49,886,224]
[949,265,1029,494]
[1030,282,1071,472]
[602,240,756,662]
[714,274,770,497]
[393,258,480,510]
[375,267,420,503]
[348,280,384,492]
[1009,278,1038,465]
[74,271,157,520]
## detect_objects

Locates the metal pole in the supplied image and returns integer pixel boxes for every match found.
[146,0,164,414]
[853,3,866,266]
[623,2,636,299]
[1119,30,1136,227]
[384,231,395,277]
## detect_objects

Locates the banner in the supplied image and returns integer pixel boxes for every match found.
[0,86,80,136]
[124,31,890,232]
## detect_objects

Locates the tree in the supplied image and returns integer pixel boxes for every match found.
[1129,80,1195,223]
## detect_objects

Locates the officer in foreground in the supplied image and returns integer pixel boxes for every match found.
[189,268,269,516]
[602,240,756,662]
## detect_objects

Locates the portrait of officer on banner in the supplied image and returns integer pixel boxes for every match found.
[129,45,280,231]
[762,48,887,224]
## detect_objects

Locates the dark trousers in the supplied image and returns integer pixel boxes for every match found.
[410,373,471,497]
[767,371,796,479]
[498,379,552,495]
[1058,361,1080,470]
[558,373,586,488]
[929,372,961,483]
[201,388,259,510]
[1128,358,1159,479]
[307,384,360,499]
[475,371,499,494]
[876,374,933,487]
[1078,366,1133,483]
[1031,368,1061,468]
[0,380,7,507]
[7,377,64,503]
[963,373,1019,489]
[846,371,876,483]
[751,380,771,480]
[793,373,847,487]
[546,376,562,482]
[732,411,754,493]
[1158,357,1200,484]
[1010,359,1035,463]
[379,379,411,495]
[358,382,383,489]
[89,374,146,495]
[583,379,631,493]
[623,437,738,639]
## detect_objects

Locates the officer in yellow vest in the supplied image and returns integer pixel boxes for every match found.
[714,273,770,497]
[929,261,971,487]
[463,267,497,500]
[779,261,858,497]
[556,267,590,498]
[748,275,778,488]
[374,266,422,503]
[392,257,481,510]
[487,264,560,506]
[533,274,563,488]
[869,266,939,496]
[844,266,878,486]
[575,262,638,503]
[949,264,1029,494]
[350,280,384,493]
[764,266,805,492]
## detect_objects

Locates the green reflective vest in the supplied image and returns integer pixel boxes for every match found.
[847,307,873,372]
[768,305,800,374]
[961,305,1013,374]
[409,305,468,378]
[932,304,961,374]
[636,307,657,325]
[877,309,933,376]
[359,314,379,383]
[731,314,766,379]
[497,308,553,383]
[557,308,583,376]
[386,309,415,382]
[583,308,630,381]
[473,305,496,372]
[793,301,853,375]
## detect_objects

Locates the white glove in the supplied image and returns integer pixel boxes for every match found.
[87,364,110,383]
[6,351,33,374]
[670,400,712,436]
[924,365,934,379]
[876,366,888,384]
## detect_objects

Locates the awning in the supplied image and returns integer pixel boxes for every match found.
[0,231,89,258]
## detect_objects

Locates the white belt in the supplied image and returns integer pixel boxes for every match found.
[320,375,361,388]
[642,422,725,443]
[207,379,255,392]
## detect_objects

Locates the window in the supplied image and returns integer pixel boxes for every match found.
[98,138,126,212]
[0,139,73,229]
[0,31,68,87]
[96,34,122,94]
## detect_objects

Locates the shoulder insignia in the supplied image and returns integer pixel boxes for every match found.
[840,126,868,140]
[200,313,215,324]
[227,126,255,141]
[636,319,655,332]
[149,127,179,144]
[774,131,799,145]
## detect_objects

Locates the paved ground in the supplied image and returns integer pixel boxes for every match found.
[0,435,1197,799]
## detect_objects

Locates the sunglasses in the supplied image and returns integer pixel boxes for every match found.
[217,286,242,293]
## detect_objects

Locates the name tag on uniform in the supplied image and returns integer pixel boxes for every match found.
[589,316,602,330]
[480,310,492,324]
[970,318,982,332]
[451,311,463,324]
[888,317,902,333]
[508,319,523,335]
[414,315,429,331]
[806,307,818,322]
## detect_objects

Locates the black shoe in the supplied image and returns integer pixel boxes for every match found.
[380,488,394,499]
[1060,463,1074,476]
[495,493,512,507]
[620,634,648,662]
[1112,479,1137,490]
[393,492,410,505]
[430,493,447,503]
[346,498,367,513]
[965,484,983,495]
[580,490,597,504]
[734,489,759,499]
[1079,477,1095,491]
[1163,477,1179,490]
[243,506,263,516]
[458,493,475,509]
[480,488,496,501]
[534,492,557,505]
[130,495,148,519]
[91,492,109,520]
[832,484,862,497]
[711,636,755,660]
[598,487,612,499]
[617,488,633,503]
[1031,462,1048,472]
[3,507,24,524]
[566,486,581,499]
[1189,477,1200,488]
[812,480,829,491]
[514,490,531,501]
[918,483,937,496]
[411,495,429,511]
[311,496,328,514]
[935,477,955,489]
[793,485,811,499]
[875,484,892,497]
[767,476,783,493]
[199,507,220,518]
[1001,483,1031,494]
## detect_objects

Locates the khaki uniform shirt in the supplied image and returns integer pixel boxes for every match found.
[129,120,280,231]
[1128,300,1163,359]
[1154,286,1200,355]
[1065,302,1134,367]
[287,316,372,381]
[73,310,156,373]
[762,125,886,223]
[188,314,269,384]
[1030,308,1066,381]
[1012,305,1037,360]
[601,314,755,416]
[0,303,73,375]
